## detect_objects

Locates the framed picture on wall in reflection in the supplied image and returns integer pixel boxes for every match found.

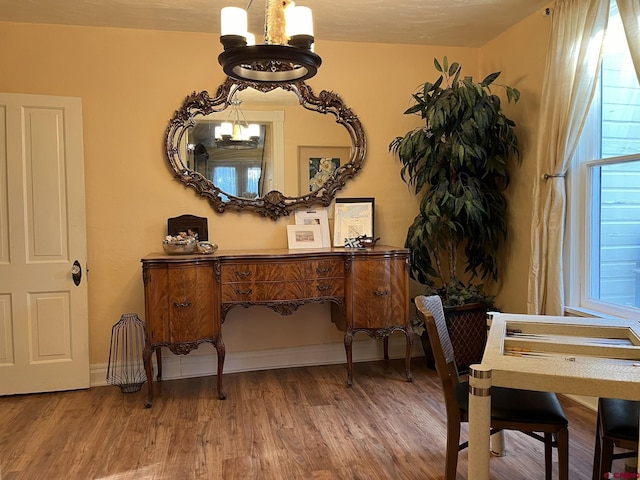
[298,146,350,194]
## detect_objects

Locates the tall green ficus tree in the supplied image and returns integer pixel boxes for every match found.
[389,57,521,305]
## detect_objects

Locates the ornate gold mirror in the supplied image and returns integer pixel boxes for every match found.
[165,78,366,220]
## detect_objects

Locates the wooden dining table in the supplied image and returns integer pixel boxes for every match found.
[468,312,640,479]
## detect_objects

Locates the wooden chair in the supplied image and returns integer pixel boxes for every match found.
[415,295,569,480]
[592,398,639,479]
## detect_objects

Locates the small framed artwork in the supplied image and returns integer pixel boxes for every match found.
[287,224,324,249]
[333,197,375,247]
[298,146,351,194]
[294,207,331,247]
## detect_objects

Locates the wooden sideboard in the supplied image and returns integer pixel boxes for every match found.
[141,246,412,407]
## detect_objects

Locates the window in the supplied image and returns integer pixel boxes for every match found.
[569,1,640,318]
[212,166,237,200]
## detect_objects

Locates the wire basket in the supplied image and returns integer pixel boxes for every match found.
[106,313,147,393]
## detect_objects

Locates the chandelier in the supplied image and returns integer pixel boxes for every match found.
[218,0,322,83]
[215,97,260,150]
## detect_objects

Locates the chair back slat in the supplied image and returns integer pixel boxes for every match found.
[415,295,461,388]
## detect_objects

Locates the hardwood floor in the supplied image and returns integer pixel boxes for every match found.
[0,357,620,479]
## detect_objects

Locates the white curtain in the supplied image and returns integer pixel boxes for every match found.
[527,0,609,315]
[617,0,640,81]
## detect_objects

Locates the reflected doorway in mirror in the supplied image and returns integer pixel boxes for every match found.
[187,109,285,199]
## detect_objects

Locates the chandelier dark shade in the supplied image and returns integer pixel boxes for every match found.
[218,0,322,83]
[214,97,260,150]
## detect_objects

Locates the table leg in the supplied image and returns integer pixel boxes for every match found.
[143,345,155,408]
[215,334,226,400]
[491,431,506,456]
[469,364,492,480]
[404,328,413,382]
[344,331,353,387]
[155,348,162,380]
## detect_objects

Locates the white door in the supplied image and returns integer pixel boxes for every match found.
[0,93,89,394]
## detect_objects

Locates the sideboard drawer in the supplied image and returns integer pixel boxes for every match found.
[307,278,344,299]
[221,259,343,283]
[221,281,307,302]
[307,260,344,279]
[221,278,344,303]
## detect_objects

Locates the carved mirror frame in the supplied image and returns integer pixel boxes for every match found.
[165,77,366,220]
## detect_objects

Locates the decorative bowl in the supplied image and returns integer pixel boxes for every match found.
[197,241,218,255]
[162,238,198,255]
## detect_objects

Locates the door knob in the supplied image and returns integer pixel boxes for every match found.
[71,260,82,286]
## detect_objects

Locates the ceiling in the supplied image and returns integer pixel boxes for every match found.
[0,0,550,47]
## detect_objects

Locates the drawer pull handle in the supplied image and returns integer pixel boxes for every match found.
[316,266,330,274]
[316,284,332,292]
[235,288,253,295]
[173,301,192,308]
[234,270,253,278]
[373,289,389,297]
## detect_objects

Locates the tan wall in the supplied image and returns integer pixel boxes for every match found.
[0,16,546,365]
[480,10,552,313]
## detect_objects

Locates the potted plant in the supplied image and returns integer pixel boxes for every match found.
[389,57,521,371]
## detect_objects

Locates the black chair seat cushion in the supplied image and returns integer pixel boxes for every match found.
[456,381,568,425]
[600,398,640,442]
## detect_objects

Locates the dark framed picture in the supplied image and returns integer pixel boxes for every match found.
[333,197,375,247]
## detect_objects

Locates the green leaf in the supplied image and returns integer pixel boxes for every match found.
[434,57,443,73]
[506,87,521,103]
[481,71,501,87]
[404,104,423,115]
[432,75,444,92]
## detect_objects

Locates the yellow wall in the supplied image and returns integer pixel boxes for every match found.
[0,15,548,365]
[480,10,552,313]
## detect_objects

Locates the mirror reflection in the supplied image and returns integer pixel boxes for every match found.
[186,106,274,200]
[165,78,366,219]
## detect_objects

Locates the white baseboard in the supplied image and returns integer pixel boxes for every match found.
[564,394,598,411]
[92,336,418,387]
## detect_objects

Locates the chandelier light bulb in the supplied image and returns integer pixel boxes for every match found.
[285,6,313,38]
[247,123,260,139]
[219,122,233,138]
[220,7,247,38]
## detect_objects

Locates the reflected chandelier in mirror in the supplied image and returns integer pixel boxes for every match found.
[165,77,366,220]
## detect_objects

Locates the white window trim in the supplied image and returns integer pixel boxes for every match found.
[567,148,640,319]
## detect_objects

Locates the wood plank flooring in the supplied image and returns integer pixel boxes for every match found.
[0,358,624,479]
